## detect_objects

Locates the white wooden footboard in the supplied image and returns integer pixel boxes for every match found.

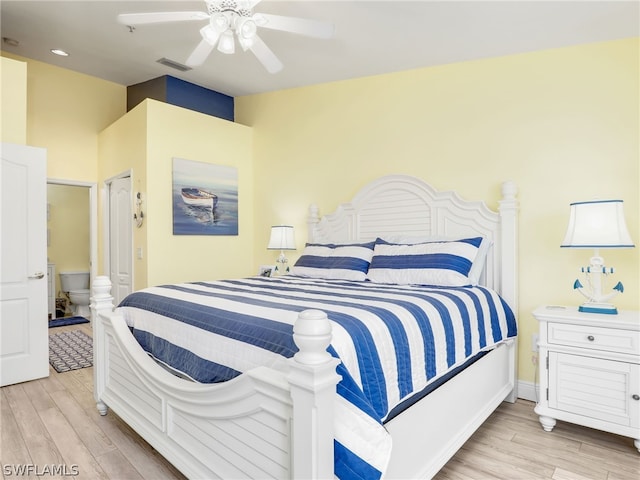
[384,338,516,479]
[91,276,340,479]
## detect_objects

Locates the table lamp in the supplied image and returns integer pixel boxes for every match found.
[267,225,296,274]
[561,199,635,314]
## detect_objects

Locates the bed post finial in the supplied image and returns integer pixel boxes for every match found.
[501,181,517,201]
[288,309,340,479]
[293,309,333,365]
[91,275,114,316]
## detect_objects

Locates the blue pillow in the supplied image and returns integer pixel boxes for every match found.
[367,237,483,286]
[291,242,375,281]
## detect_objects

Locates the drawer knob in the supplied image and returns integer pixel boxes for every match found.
[587,335,595,342]
[633,394,640,401]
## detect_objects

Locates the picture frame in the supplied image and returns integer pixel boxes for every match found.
[172,157,239,236]
[258,265,275,277]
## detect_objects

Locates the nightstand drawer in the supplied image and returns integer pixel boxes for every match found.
[548,322,640,355]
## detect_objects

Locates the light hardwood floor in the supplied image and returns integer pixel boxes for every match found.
[1,324,638,480]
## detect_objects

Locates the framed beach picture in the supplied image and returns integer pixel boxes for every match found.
[258,265,275,277]
[172,158,239,235]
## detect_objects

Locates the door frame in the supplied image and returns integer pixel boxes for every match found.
[102,170,134,297]
[47,178,98,286]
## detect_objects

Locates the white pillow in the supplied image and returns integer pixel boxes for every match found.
[377,235,492,285]
[367,237,485,286]
[291,242,375,281]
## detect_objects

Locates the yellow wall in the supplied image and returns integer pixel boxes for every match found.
[0,56,27,144]
[145,100,254,285]
[47,184,91,295]
[98,99,254,289]
[1,52,126,181]
[98,101,149,289]
[236,38,640,386]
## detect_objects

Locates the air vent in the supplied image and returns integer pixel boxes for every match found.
[156,58,192,72]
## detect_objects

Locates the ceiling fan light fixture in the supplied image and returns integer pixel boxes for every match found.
[217,30,235,54]
[238,18,257,39]
[238,35,254,51]
[211,12,230,32]
[200,25,220,46]
[236,17,257,50]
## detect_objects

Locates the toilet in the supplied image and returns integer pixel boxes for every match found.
[59,271,90,318]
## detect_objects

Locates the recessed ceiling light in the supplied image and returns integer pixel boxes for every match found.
[50,49,69,57]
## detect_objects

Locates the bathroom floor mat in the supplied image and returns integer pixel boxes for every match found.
[49,329,93,373]
[48,316,89,328]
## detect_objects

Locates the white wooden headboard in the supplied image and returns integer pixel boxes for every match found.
[307,175,519,311]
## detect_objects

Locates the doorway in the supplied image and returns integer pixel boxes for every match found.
[104,173,133,306]
[46,179,97,318]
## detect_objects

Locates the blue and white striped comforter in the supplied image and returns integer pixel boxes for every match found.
[118,276,517,480]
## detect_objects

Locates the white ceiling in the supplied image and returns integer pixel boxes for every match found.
[1,1,638,98]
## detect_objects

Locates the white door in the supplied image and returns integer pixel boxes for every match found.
[108,176,132,306]
[0,143,49,386]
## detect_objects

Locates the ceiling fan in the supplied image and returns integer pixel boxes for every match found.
[117,0,335,74]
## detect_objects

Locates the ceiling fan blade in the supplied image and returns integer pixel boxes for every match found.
[186,38,216,67]
[249,35,283,74]
[258,13,334,39]
[117,11,209,25]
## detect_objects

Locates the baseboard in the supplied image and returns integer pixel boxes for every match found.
[516,380,539,403]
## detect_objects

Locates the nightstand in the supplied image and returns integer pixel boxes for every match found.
[533,306,640,453]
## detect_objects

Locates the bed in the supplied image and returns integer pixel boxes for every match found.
[91,174,519,479]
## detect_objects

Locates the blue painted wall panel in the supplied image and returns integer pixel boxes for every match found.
[165,76,234,121]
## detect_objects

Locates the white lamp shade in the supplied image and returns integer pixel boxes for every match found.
[267,225,296,250]
[561,200,635,248]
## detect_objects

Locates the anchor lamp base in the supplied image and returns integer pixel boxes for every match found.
[578,302,618,315]
[570,257,624,316]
